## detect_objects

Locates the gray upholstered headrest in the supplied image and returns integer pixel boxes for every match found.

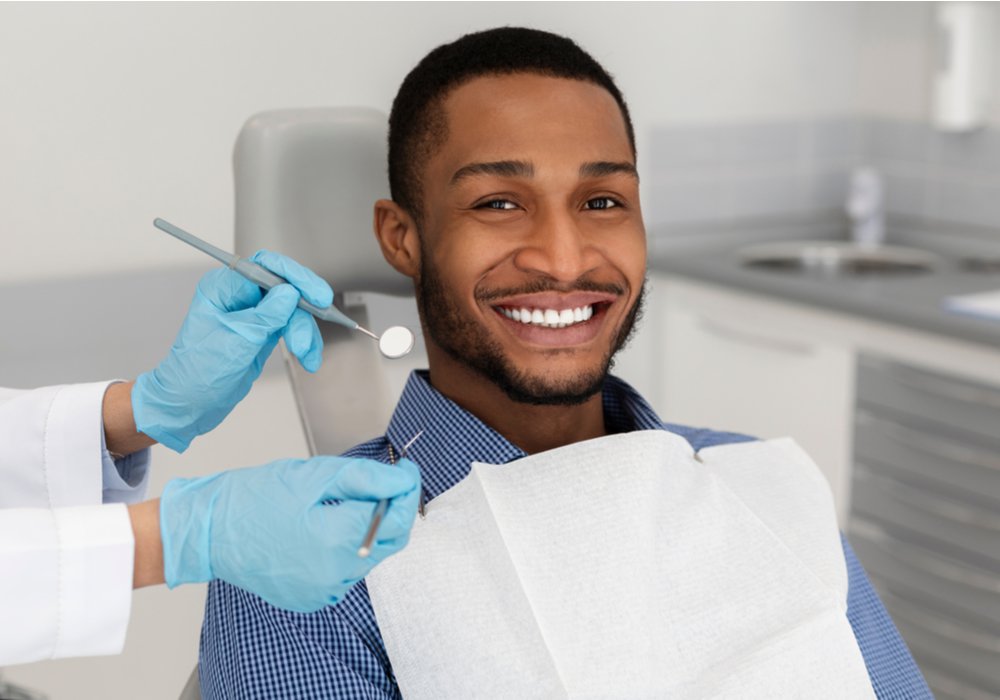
[233,107,412,297]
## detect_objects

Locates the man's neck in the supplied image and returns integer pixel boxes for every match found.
[425,353,607,455]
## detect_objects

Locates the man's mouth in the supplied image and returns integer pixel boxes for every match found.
[496,304,595,328]
[485,291,619,346]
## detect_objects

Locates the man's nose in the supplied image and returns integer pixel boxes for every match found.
[512,207,601,282]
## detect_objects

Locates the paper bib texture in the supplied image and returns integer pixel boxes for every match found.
[367,431,874,699]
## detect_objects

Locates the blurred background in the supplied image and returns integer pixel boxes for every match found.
[2,3,999,698]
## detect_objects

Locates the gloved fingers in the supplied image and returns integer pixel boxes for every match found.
[282,308,324,373]
[250,250,334,309]
[319,457,421,502]
[377,473,421,542]
[222,284,302,346]
[250,284,302,330]
[196,267,264,312]
[395,457,421,485]
[307,498,409,557]
[365,535,411,562]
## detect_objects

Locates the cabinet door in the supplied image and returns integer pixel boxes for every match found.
[657,278,855,522]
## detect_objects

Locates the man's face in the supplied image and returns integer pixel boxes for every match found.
[414,73,646,405]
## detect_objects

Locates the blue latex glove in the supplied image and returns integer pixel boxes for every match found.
[160,456,421,612]
[133,250,333,452]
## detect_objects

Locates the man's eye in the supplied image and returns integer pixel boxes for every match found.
[477,199,518,210]
[585,197,621,210]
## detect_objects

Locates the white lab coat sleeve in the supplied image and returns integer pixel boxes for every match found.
[0,504,134,665]
[0,382,148,664]
[0,381,150,509]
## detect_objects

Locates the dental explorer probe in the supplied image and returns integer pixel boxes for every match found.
[358,430,424,558]
[153,218,415,360]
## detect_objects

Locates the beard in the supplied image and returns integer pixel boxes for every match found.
[415,249,646,407]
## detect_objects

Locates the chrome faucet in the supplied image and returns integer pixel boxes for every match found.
[846,167,885,249]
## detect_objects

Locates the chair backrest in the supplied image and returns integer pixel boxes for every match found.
[233,107,426,455]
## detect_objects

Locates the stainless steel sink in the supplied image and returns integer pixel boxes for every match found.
[739,241,940,275]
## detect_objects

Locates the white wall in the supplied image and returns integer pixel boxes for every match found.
[1,1,866,286]
[856,2,1000,125]
[855,2,934,122]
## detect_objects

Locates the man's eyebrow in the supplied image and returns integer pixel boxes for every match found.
[580,161,639,181]
[450,160,534,186]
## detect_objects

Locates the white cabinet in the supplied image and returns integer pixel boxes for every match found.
[647,274,855,522]
[643,272,1000,526]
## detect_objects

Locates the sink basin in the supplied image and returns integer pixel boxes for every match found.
[739,241,939,275]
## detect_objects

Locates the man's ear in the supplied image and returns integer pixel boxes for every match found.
[373,199,421,278]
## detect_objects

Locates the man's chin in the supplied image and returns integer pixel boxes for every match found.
[488,366,608,407]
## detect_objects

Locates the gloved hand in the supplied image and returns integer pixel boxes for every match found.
[160,456,421,612]
[133,250,333,452]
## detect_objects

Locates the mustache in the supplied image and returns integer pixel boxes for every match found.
[476,277,626,303]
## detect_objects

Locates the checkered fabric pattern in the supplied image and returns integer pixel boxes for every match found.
[199,371,931,699]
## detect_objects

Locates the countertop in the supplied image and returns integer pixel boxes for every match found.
[647,218,1000,350]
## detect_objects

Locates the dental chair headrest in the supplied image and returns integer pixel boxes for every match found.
[233,107,412,297]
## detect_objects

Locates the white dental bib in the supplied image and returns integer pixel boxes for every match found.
[366,430,874,699]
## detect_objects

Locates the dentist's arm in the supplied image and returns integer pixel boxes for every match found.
[102,380,155,457]
[114,251,422,611]
[0,252,419,666]
[128,457,420,612]
[129,498,164,588]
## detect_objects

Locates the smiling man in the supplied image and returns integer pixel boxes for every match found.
[199,27,931,699]
[375,68,646,455]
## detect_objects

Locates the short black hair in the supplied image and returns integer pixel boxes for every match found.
[387,26,636,223]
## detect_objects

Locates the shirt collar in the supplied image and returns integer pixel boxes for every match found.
[385,370,666,501]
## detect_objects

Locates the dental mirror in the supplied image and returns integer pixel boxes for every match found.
[378,325,415,360]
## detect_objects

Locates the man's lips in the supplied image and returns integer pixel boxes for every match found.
[490,291,616,311]
[486,291,619,346]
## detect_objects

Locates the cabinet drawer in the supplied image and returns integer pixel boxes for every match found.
[857,355,1000,445]
[875,583,1000,696]
[851,466,1000,568]
[921,666,995,700]
[849,518,1000,631]
[854,409,1000,508]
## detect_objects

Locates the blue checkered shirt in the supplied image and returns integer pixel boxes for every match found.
[200,371,931,699]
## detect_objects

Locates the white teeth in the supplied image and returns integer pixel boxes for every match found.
[499,304,596,328]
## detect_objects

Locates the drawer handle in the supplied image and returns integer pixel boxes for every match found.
[863,411,1000,474]
[851,519,1000,594]
[879,586,1000,653]
[697,318,816,356]
[859,469,1000,532]
[892,365,1000,410]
